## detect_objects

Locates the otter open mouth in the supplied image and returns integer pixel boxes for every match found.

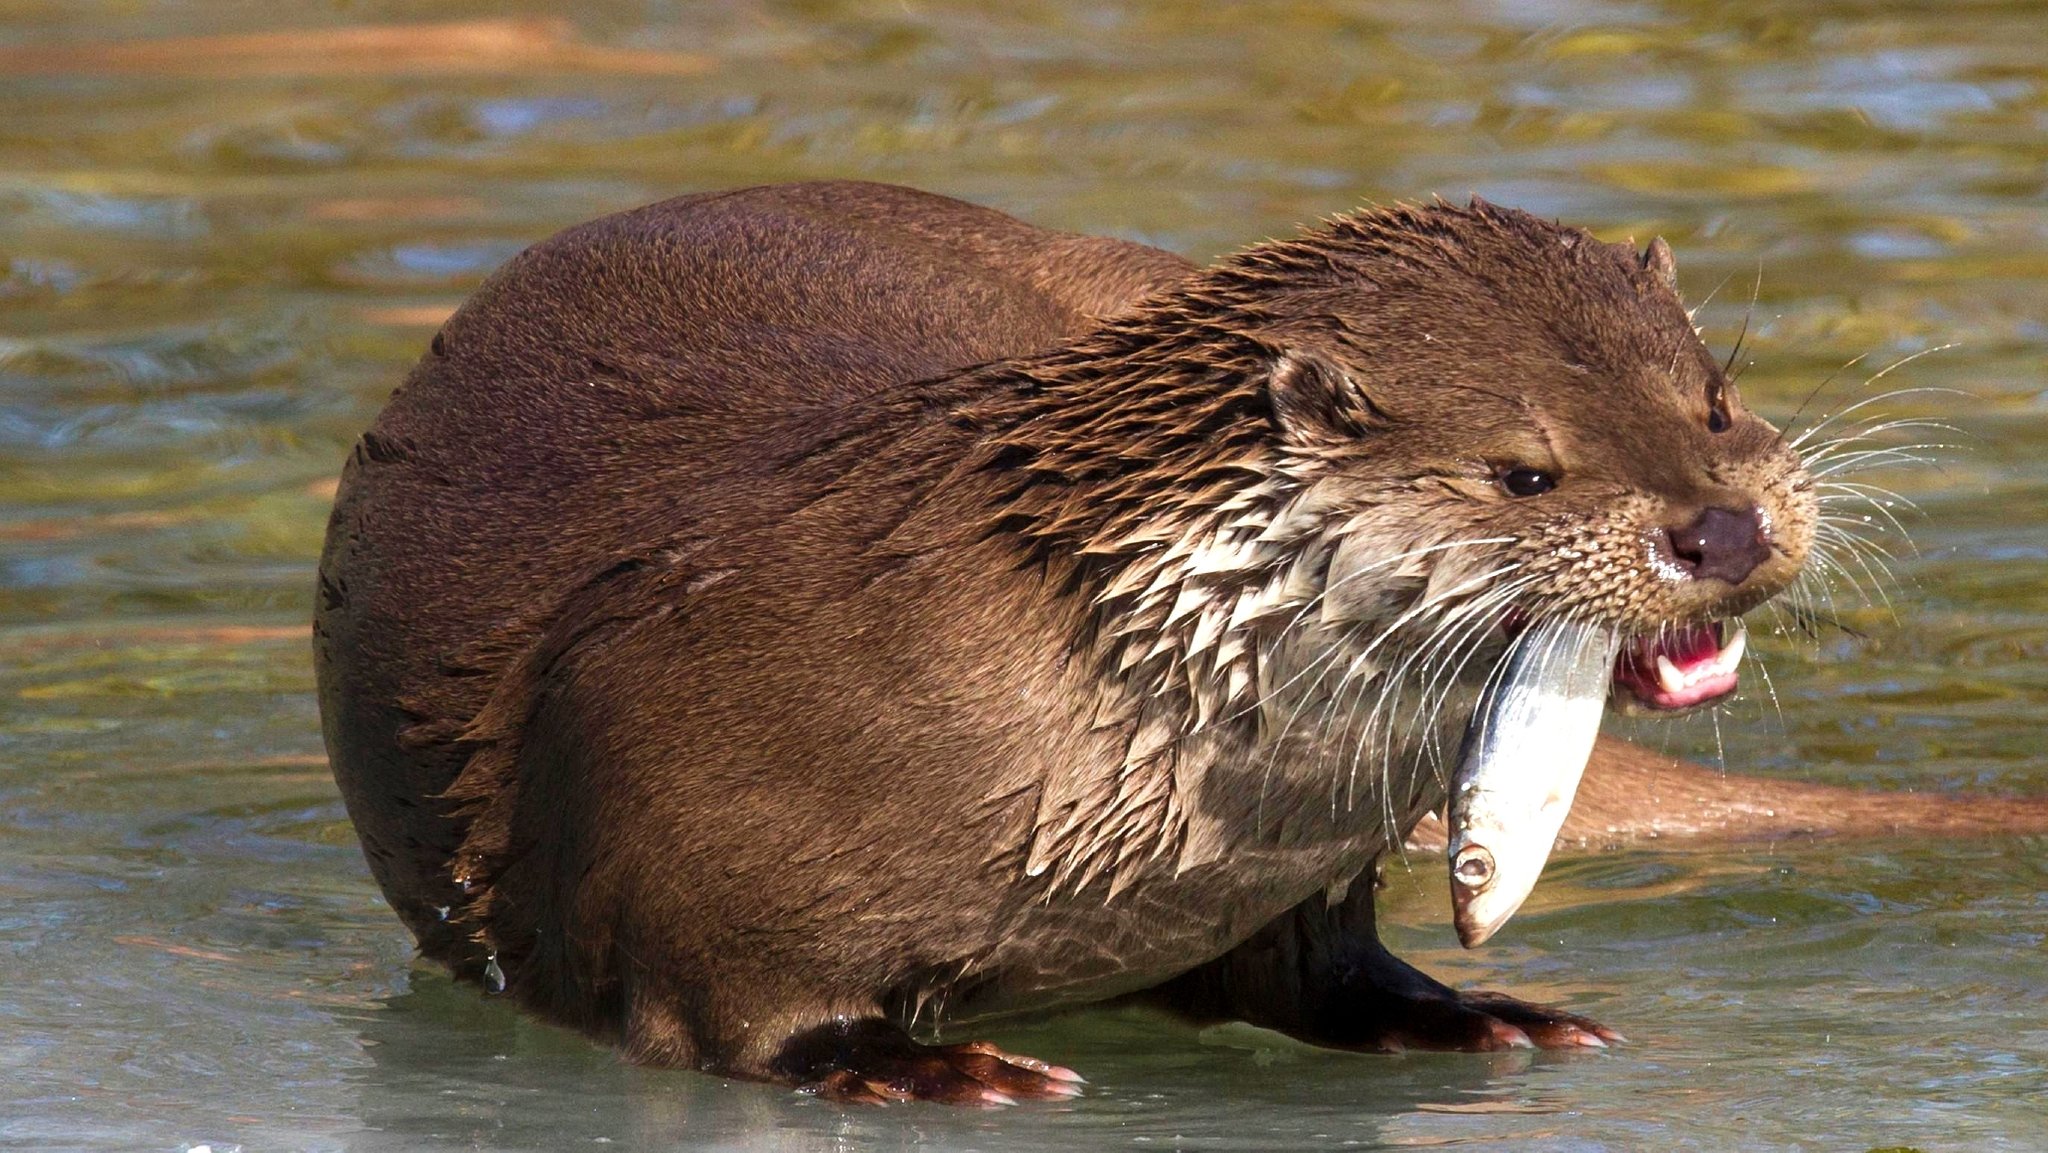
[1611,621,1746,712]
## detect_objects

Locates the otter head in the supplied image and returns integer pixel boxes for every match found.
[985,200,1816,760]
[1235,201,1814,721]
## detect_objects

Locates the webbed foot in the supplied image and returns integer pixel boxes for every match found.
[1307,903,1621,1052]
[774,1019,1085,1106]
[1149,870,1621,1054]
[1332,974,1621,1052]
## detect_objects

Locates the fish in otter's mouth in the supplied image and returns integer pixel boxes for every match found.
[1446,615,1751,948]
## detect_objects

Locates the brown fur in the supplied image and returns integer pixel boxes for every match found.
[315,182,1190,981]
[316,181,2026,1089]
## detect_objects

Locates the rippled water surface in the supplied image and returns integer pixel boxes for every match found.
[3,1,2046,1149]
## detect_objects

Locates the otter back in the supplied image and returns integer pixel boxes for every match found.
[315,181,1193,970]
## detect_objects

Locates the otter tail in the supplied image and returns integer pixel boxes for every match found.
[1406,734,2048,853]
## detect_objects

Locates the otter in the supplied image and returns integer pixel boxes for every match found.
[317,181,1833,1103]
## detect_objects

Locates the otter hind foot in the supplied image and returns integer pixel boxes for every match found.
[774,1019,1085,1106]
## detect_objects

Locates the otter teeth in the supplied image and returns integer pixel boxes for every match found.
[1653,625,1747,695]
[1722,624,1748,669]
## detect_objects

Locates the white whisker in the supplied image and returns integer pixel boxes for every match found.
[1786,369,1961,451]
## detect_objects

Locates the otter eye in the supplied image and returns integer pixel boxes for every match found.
[1706,383,1732,433]
[1498,467,1557,497]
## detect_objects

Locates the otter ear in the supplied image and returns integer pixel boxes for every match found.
[1641,236,1678,292]
[1269,348,1382,440]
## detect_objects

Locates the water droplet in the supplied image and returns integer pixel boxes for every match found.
[484,954,506,993]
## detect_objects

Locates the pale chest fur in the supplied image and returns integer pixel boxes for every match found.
[917,474,1481,1022]
[934,679,1452,1025]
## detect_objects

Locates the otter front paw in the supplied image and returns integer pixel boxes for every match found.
[775,1019,1085,1106]
[1344,985,1621,1052]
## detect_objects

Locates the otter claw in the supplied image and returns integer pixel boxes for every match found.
[1458,990,1624,1050]
[781,1020,1085,1106]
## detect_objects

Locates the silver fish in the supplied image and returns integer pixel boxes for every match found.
[1447,618,1621,948]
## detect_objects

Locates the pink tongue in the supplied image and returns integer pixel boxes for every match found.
[1669,626,1722,666]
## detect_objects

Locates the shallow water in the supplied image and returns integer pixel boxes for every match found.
[2,0,2045,1149]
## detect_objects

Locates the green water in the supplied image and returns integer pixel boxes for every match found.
[3,1,2045,1149]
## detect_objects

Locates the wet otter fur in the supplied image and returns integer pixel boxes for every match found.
[316,182,2001,1103]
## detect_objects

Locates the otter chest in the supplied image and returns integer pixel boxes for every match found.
[944,739,1447,1023]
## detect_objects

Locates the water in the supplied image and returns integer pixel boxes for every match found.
[3,1,2045,1148]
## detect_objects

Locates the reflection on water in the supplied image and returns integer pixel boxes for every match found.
[2,0,2044,1148]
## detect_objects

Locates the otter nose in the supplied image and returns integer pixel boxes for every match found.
[1665,506,1772,585]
